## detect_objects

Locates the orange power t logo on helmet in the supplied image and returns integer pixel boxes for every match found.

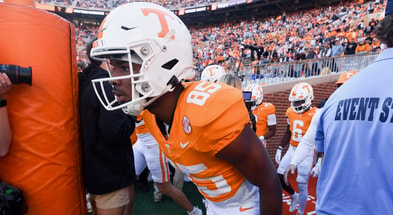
[141,8,175,39]
[96,18,107,42]
[291,84,299,97]
[303,85,311,93]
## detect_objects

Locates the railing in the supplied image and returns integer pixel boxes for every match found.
[235,52,379,87]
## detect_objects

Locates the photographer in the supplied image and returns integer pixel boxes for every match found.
[0,73,11,156]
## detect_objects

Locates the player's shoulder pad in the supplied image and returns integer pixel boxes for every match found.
[309,106,319,114]
[260,102,276,110]
[182,82,244,126]
[286,106,293,115]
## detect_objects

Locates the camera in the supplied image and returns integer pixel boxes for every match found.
[0,64,32,85]
[242,91,252,101]
[242,91,256,132]
[242,91,256,110]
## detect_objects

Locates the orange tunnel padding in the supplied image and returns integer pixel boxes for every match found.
[0,3,86,215]
[3,0,35,6]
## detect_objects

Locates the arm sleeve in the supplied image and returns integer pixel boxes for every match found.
[267,114,277,126]
[315,110,325,153]
[290,109,321,166]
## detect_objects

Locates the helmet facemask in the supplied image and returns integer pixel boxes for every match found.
[92,40,169,116]
[290,99,312,114]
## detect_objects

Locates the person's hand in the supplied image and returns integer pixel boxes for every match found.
[284,164,296,185]
[275,146,282,164]
[311,163,321,178]
[0,73,12,97]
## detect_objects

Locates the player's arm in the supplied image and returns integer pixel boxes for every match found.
[216,124,282,215]
[275,123,291,164]
[0,104,11,156]
[310,152,324,178]
[0,73,12,156]
[263,113,277,140]
[263,124,276,140]
[279,124,291,149]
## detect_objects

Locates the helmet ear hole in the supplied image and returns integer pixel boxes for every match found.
[162,59,179,70]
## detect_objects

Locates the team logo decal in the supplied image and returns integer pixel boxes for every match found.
[183,115,191,134]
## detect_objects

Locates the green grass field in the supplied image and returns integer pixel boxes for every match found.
[132,180,206,215]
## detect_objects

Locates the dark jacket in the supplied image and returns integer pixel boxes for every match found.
[79,64,136,195]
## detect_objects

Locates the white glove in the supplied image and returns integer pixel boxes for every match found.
[259,136,265,142]
[311,158,322,177]
[275,146,282,164]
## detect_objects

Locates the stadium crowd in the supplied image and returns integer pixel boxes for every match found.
[73,0,385,76]
[35,0,217,9]
[190,0,384,71]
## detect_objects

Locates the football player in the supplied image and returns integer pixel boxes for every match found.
[90,2,282,214]
[133,112,202,214]
[283,71,358,185]
[275,82,318,215]
[244,83,276,148]
[200,64,227,82]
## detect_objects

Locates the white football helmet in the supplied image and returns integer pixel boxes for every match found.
[244,83,264,110]
[200,65,227,82]
[289,82,314,113]
[90,2,195,116]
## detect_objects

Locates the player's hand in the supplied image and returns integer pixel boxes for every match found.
[311,163,321,178]
[284,164,296,185]
[0,73,12,96]
[275,147,282,164]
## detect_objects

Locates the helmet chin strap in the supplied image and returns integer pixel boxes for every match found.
[123,102,144,116]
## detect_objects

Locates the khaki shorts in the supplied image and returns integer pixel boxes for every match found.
[90,186,130,209]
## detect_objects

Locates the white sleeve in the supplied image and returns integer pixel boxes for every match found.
[290,109,321,166]
[267,114,277,126]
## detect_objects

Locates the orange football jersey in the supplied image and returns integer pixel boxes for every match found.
[253,102,276,137]
[142,81,249,202]
[286,106,318,147]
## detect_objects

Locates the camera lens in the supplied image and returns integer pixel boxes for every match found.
[0,64,32,85]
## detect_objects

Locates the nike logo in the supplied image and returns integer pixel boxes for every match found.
[121,26,137,31]
[180,141,190,149]
[147,146,153,149]
[239,206,254,212]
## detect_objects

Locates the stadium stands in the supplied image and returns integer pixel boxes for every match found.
[42,0,385,84]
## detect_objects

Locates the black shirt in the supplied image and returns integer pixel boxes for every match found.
[78,64,136,194]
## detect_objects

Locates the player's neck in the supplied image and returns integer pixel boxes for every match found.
[147,84,184,126]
